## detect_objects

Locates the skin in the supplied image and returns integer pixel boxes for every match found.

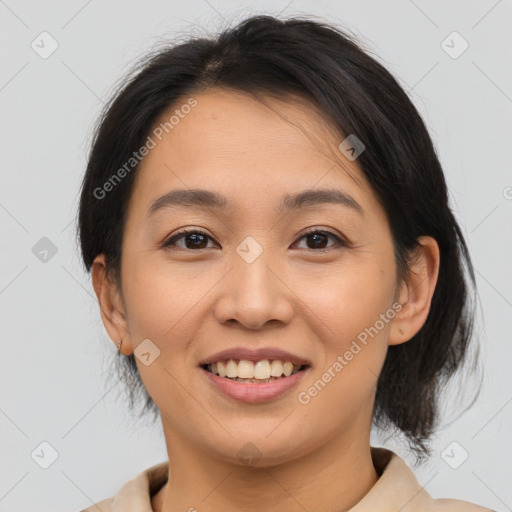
[92,88,440,512]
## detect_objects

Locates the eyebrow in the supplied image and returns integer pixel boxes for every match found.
[146,187,364,217]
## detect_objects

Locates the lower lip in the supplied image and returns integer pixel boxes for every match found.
[200,366,310,404]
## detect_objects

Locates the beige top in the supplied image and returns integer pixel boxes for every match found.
[80,447,495,511]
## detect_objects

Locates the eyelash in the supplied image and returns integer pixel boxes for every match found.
[162,227,347,252]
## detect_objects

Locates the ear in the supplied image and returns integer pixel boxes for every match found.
[91,254,134,355]
[388,236,440,346]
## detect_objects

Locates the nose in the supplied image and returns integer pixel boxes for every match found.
[213,248,294,330]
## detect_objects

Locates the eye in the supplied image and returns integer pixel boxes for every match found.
[162,229,217,250]
[293,228,346,251]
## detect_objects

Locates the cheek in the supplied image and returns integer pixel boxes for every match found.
[120,253,219,405]
[296,291,392,432]
[121,252,209,341]
[294,262,394,406]
[120,258,203,416]
[296,261,395,344]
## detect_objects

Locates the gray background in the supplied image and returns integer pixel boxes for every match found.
[1,0,511,510]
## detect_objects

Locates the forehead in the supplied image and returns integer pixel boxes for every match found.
[129,88,379,219]
[150,88,346,163]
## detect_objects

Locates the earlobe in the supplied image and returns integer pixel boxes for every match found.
[388,236,440,346]
[91,254,133,354]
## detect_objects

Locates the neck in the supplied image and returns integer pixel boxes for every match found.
[152,427,379,512]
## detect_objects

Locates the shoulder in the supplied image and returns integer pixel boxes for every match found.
[354,447,496,512]
[79,496,114,512]
[430,497,496,511]
[77,461,168,512]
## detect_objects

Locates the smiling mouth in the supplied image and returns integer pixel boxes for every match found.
[201,359,309,383]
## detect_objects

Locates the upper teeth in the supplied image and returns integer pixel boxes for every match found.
[209,359,302,379]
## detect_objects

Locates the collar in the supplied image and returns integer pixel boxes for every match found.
[84,447,489,512]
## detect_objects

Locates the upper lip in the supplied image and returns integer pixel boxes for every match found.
[198,347,312,367]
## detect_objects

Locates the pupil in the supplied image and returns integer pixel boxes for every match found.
[187,233,206,249]
[309,233,327,249]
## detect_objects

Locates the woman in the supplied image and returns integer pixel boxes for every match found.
[77,14,494,512]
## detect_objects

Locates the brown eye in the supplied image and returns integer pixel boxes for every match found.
[163,229,216,250]
[294,229,346,251]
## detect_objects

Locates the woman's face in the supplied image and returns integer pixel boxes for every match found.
[103,88,405,465]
